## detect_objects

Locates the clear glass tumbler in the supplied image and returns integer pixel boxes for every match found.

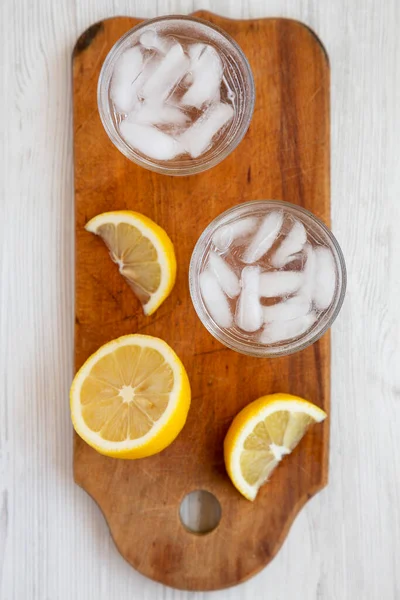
[189,200,347,357]
[97,15,255,176]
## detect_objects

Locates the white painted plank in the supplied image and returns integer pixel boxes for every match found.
[1,0,399,599]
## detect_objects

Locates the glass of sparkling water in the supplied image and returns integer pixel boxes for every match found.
[98,15,255,176]
[189,200,347,357]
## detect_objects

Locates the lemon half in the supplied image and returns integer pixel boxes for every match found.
[85,211,176,316]
[224,393,327,500]
[70,335,190,459]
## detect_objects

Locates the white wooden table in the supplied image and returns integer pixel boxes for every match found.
[1,0,399,598]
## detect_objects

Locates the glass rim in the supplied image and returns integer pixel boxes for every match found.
[97,14,255,176]
[189,199,347,357]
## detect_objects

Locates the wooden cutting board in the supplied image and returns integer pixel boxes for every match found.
[72,13,330,591]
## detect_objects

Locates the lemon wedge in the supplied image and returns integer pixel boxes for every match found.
[85,211,176,316]
[70,334,190,459]
[224,393,326,500]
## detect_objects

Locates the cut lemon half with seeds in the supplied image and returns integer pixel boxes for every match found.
[85,211,176,316]
[70,334,190,459]
[224,393,326,501]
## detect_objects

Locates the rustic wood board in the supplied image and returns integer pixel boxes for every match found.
[72,13,330,591]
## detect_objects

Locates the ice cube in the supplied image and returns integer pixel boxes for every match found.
[199,269,232,328]
[212,227,233,252]
[243,211,284,263]
[259,271,303,297]
[119,121,183,160]
[260,312,317,344]
[181,44,223,108]
[179,103,234,158]
[212,217,258,251]
[235,266,263,332]
[182,72,194,88]
[271,219,307,268]
[189,43,207,61]
[127,103,189,127]
[141,43,189,102]
[139,30,169,54]
[208,251,240,298]
[262,295,311,322]
[110,46,144,113]
[313,247,336,309]
[301,243,317,298]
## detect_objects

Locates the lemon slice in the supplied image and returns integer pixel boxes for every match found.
[85,211,176,316]
[70,334,190,459]
[224,393,326,501]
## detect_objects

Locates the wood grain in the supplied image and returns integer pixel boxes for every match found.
[73,13,330,591]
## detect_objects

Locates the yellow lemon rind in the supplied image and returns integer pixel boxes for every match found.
[85,211,177,316]
[224,393,327,501]
[70,334,190,459]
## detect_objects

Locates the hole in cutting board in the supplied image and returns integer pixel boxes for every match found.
[179,490,221,534]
